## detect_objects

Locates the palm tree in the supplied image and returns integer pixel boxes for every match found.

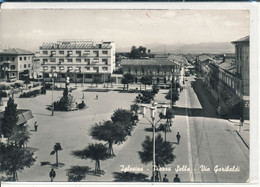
[66,165,91,182]
[113,172,149,182]
[72,143,110,174]
[138,134,175,181]
[50,143,62,166]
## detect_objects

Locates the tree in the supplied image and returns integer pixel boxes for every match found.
[93,77,102,87]
[138,134,175,181]
[50,143,62,166]
[130,103,139,115]
[129,46,148,59]
[1,97,18,139]
[111,109,137,136]
[121,73,135,90]
[90,121,128,156]
[140,75,152,90]
[53,87,76,111]
[113,172,149,182]
[66,166,91,182]
[0,145,36,181]
[72,143,110,174]
[165,89,179,106]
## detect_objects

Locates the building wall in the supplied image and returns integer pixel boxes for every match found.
[0,54,33,79]
[40,41,115,83]
[122,64,181,85]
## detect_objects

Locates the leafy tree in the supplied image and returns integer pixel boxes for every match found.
[165,89,179,106]
[90,121,128,156]
[111,109,137,136]
[66,166,91,182]
[136,91,155,104]
[130,103,139,115]
[113,172,149,182]
[1,97,18,139]
[53,87,76,111]
[8,125,30,147]
[0,145,36,181]
[50,143,62,166]
[121,73,135,90]
[129,46,148,59]
[140,75,152,90]
[138,134,175,182]
[72,143,110,174]
[93,77,102,87]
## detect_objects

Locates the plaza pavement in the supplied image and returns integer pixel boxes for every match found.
[1,80,249,183]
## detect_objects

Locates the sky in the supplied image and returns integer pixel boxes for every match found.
[0,9,249,52]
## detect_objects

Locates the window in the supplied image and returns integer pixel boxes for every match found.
[68,66,73,71]
[0,57,3,61]
[86,74,92,78]
[6,57,9,61]
[102,51,108,55]
[28,57,30,60]
[51,51,56,56]
[59,66,64,70]
[43,59,48,63]
[43,66,48,70]
[19,57,22,61]
[24,64,27,68]
[10,65,16,70]
[102,67,108,71]
[102,59,108,65]
[142,68,144,74]
[83,51,90,56]
[76,51,81,57]
[93,67,99,72]
[67,51,72,56]
[12,57,15,61]
[28,64,31,68]
[93,51,99,57]
[157,68,160,74]
[59,59,64,63]
[135,69,137,74]
[67,59,73,63]
[76,59,81,63]
[59,51,64,55]
[85,67,90,71]
[24,57,27,60]
[92,59,99,63]
[50,58,56,63]
[51,66,56,70]
[43,51,48,55]
[128,68,131,73]
[84,59,90,64]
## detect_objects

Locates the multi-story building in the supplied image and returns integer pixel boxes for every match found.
[0,48,34,80]
[120,58,182,85]
[208,36,249,119]
[39,40,115,84]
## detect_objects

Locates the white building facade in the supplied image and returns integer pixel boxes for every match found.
[39,40,115,83]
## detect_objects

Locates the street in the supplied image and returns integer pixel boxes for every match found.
[1,78,249,183]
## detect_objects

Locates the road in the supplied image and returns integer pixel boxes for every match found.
[185,75,249,182]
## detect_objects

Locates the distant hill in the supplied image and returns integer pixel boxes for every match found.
[117,42,235,54]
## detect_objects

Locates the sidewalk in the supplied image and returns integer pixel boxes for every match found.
[227,119,250,149]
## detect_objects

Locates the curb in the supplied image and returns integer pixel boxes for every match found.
[227,119,250,125]
[235,130,249,150]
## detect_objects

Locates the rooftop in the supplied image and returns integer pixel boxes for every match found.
[217,59,236,74]
[0,109,34,126]
[232,36,249,44]
[40,41,114,50]
[121,58,180,66]
[0,48,34,55]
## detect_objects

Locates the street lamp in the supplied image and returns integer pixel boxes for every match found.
[140,104,167,182]
[49,70,57,116]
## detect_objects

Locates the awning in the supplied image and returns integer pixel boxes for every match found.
[226,96,241,107]
[0,109,34,126]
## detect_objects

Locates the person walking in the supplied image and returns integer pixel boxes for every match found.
[239,116,244,132]
[96,94,98,100]
[49,168,56,182]
[173,174,180,182]
[34,121,38,132]
[163,174,169,182]
[176,132,181,145]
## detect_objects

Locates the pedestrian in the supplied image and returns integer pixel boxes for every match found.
[239,116,244,132]
[49,168,56,182]
[163,174,169,182]
[173,174,181,182]
[176,132,181,144]
[96,94,98,100]
[34,121,38,132]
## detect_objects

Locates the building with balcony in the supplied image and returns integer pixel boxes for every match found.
[120,58,182,86]
[208,36,249,119]
[39,40,115,84]
[0,48,34,80]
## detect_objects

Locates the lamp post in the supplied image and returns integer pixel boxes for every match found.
[82,70,85,100]
[140,104,167,182]
[49,70,57,116]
